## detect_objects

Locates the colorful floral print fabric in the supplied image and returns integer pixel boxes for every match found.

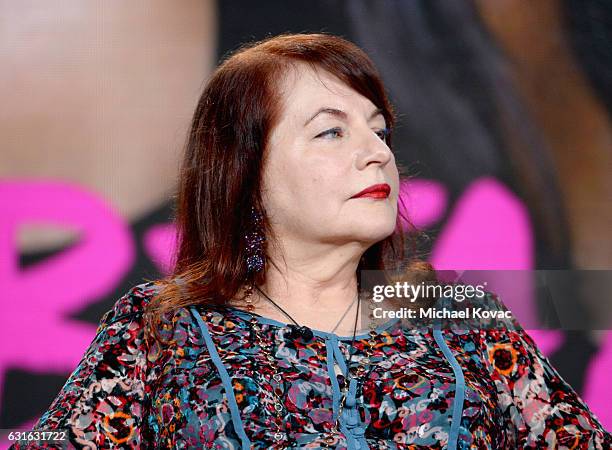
[11,282,611,449]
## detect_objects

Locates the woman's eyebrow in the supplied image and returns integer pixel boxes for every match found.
[303,107,383,126]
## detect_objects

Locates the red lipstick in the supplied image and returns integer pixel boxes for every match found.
[351,183,391,199]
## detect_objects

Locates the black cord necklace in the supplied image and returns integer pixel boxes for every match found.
[254,285,361,370]
[254,285,314,340]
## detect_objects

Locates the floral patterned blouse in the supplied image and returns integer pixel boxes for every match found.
[12,282,611,449]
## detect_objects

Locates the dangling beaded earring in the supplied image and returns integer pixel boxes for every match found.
[242,205,266,311]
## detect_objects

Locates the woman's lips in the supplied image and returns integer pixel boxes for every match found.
[357,191,389,199]
[351,183,391,199]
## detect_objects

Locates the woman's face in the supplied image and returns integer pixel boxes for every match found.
[262,64,399,251]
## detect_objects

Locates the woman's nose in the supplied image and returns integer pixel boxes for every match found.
[355,128,393,169]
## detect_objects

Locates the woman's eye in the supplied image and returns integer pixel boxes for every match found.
[316,127,343,139]
[375,128,390,141]
[315,127,389,141]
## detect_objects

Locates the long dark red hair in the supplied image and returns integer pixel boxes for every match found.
[146,32,434,340]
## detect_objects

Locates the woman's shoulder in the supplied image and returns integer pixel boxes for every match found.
[100,280,217,348]
[97,281,162,330]
[428,287,522,333]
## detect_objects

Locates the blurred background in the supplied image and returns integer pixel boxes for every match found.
[1,0,611,437]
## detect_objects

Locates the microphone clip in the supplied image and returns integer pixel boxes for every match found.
[287,324,314,342]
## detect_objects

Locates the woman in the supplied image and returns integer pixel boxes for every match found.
[15,33,610,449]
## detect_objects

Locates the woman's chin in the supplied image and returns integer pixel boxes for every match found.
[350,221,397,243]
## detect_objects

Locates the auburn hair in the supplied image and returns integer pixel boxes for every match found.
[145,32,435,341]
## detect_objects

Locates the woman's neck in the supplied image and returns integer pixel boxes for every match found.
[232,263,369,334]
